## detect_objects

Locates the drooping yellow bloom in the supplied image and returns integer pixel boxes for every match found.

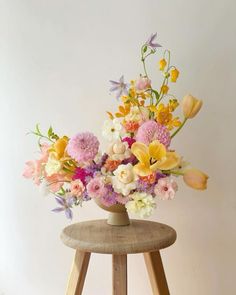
[182,94,203,119]
[170,68,179,82]
[131,140,180,176]
[183,168,208,190]
[159,59,167,71]
[160,85,169,94]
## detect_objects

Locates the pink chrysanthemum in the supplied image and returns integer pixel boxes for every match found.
[67,132,99,162]
[136,120,171,147]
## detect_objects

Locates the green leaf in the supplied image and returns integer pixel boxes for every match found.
[48,126,53,137]
[143,45,147,53]
[35,123,41,135]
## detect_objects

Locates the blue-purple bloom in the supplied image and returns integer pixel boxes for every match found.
[145,33,161,50]
[52,196,75,219]
[100,184,117,207]
[109,76,129,99]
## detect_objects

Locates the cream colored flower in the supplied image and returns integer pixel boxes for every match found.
[125,106,149,122]
[102,118,125,141]
[45,153,62,176]
[107,139,131,161]
[112,163,138,196]
[125,192,156,218]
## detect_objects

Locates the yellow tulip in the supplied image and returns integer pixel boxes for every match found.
[51,136,69,159]
[170,68,179,82]
[183,168,209,190]
[182,94,203,119]
[159,59,167,71]
[131,140,180,176]
[161,85,169,94]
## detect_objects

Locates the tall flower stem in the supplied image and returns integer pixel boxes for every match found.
[171,117,187,138]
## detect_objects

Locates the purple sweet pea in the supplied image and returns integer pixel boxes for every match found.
[52,196,75,220]
[109,75,129,99]
[145,33,161,50]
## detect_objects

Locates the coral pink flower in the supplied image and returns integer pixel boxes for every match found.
[123,121,139,133]
[67,132,99,162]
[135,77,151,91]
[86,177,106,198]
[104,159,121,172]
[45,173,66,193]
[23,160,41,185]
[154,177,178,200]
[136,120,171,147]
[70,179,85,198]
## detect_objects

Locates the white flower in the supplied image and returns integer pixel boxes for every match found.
[102,118,125,141]
[107,139,131,161]
[125,192,156,218]
[45,153,62,176]
[112,163,138,196]
[125,106,149,122]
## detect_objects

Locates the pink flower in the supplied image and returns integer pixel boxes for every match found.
[154,177,178,200]
[86,177,106,198]
[135,77,151,91]
[70,179,85,198]
[122,137,136,148]
[67,132,99,162]
[136,120,171,147]
[23,160,41,185]
[115,193,130,205]
[45,173,66,193]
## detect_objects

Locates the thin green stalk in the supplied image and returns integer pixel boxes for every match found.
[171,117,187,138]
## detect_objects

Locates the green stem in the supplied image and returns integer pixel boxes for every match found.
[163,170,184,176]
[171,117,187,138]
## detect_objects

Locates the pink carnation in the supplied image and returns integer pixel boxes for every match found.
[86,177,106,198]
[136,120,171,147]
[67,132,99,162]
[154,177,178,200]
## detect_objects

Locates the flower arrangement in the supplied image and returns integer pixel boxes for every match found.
[23,33,208,220]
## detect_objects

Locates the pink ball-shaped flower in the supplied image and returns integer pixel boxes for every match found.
[67,132,99,162]
[136,120,171,147]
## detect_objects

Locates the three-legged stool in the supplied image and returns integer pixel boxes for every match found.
[61,219,176,295]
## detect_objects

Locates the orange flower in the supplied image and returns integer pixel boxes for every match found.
[139,173,156,184]
[160,85,169,94]
[104,159,121,172]
[123,121,139,133]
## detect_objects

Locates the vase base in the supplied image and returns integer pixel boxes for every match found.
[107,211,130,226]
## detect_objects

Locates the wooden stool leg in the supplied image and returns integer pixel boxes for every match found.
[112,254,127,295]
[144,251,170,295]
[66,250,91,295]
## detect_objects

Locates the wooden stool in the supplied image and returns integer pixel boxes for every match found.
[61,219,176,295]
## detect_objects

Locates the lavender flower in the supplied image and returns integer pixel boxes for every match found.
[52,196,75,220]
[109,76,129,99]
[145,33,161,50]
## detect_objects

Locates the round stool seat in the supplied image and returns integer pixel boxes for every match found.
[61,219,176,254]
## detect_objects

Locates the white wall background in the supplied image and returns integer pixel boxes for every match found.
[1,0,236,294]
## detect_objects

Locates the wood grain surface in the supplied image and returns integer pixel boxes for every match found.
[61,219,176,254]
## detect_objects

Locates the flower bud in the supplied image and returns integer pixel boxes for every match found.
[159,59,167,71]
[161,85,169,94]
[182,94,202,119]
[183,168,208,190]
[170,68,179,82]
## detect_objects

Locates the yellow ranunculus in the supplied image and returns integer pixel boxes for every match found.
[159,59,167,71]
[160,85,169,94]
[50,136,69,159]
[182,94,203,119]
[183,168,208,190]
[131,140,180,176]
[170,68,179,82]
